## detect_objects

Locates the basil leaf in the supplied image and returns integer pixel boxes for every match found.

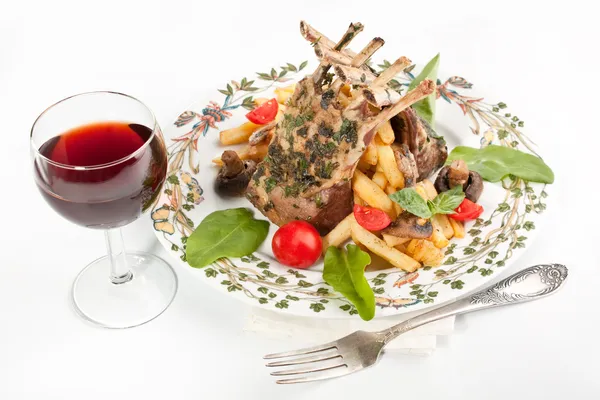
[408,53,440,127]
[428,185,465,215]
[447,145,554,184]
[389,188,432,219]
[186,208,269,268]
[323,245,375,321]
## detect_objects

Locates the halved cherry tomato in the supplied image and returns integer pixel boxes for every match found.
[272,221,322,269]
[353,204,392,231]
[449,198,484,221]
[245,98,278,125]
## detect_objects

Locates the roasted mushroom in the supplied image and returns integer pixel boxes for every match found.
[381,211,433,239]
[215,150,257,196]
[434,160,484,202]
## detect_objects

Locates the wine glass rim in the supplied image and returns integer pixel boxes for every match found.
[30,90,159,171]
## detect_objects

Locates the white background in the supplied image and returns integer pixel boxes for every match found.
[1,1,599,398]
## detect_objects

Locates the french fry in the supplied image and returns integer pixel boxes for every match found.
[274,87,293,105]
[357,160,372,172]
[395,243,407,253]
[362,142,378,165]
[352,170,395,217]
[411,240,429,262]
[385,185,402,215]
[282,83,296,93]
[340,84,352,96]
[322,214,354,253]
[421,179,438,199]
[219,122,261,145]
[246,142,269,162]
[354,192,365,206]
[351,222,420,272]
[406,239,419,255]
[338,92,351,108]
[382,234,410,247]
[254,97,269,106]
[372,172,387,189]
[430,217,450,248]
[433,214,454,239]
[419,241,444,266]
[350,228,369,252]
[375,163,384,173]
[375,140,405,188]
[449,218,465,238]
[376,120,395,145]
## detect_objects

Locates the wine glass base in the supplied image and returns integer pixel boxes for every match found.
[71,252,178,329]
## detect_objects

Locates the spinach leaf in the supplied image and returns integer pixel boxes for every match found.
[388,188,432,218]
[186,208,269,268]
[323,245,375,321]
[447,145,554,184]
[408,53,440,127]
[428,185,465,215]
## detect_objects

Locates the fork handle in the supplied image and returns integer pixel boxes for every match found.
[377,264,568,345]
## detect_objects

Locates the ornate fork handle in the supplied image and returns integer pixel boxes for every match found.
[378,264,568,345]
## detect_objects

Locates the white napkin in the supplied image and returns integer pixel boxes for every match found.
[243,307,454,356]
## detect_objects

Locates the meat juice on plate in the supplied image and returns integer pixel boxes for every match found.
[34,121,167,228]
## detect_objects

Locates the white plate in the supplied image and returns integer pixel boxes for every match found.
[151,59,549,318]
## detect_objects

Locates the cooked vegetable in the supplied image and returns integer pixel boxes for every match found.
[382,234,410,247]
[351,221,420,272]
[245,98,278,125]
[323,244,375,321]
[407,53,440,127]
[353,204,392,231]
[321,213,355,252]
[361,142,378,165]
[219,122,261,145]
[447,145,554,184]
[187,208,269,268]
[450,198,484,221]
[389,185,464,219]
[382,211,433,239]
[376,120,395,145]
[432,214,454,239]
[272,221,322,269]
[434,161,484,202]
[371,171,387,189]
[215,150,257,196]
[448,218,465,238]
[352,170,395,217]
[375,139,405,188]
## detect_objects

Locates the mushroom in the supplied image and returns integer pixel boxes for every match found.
[434,160,484,202]
[215,150,257,196]
[381,211,433,239]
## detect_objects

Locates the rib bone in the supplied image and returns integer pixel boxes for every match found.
[300,21,359,59]
[362,86,401,107]
[360,80,436,136]
[308,22,364,85]
[373,56,412,86]
[333,64,377,86]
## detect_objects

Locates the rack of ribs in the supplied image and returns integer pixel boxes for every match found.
[245,21,445,235]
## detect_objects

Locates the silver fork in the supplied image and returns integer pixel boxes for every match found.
[265,263,567,384]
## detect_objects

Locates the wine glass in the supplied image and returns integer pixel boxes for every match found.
[31,91,177,329]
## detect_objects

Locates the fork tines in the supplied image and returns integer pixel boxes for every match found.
[264,343,349,384]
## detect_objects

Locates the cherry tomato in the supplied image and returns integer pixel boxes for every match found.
[272,221,322,269]
[245,98,278,125]
[353,204,392,231]
[449,198,484,221]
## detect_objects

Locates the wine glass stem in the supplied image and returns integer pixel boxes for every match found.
[105,228,133,284]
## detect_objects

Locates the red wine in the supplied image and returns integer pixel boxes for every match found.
[34,121,167,228]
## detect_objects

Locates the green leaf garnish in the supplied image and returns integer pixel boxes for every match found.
[408,53,440,127]
[389,185,466,219]
[186,208,269,268]
[323,245,375,321]
[447,145,554,183]
[388,188,432,218]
